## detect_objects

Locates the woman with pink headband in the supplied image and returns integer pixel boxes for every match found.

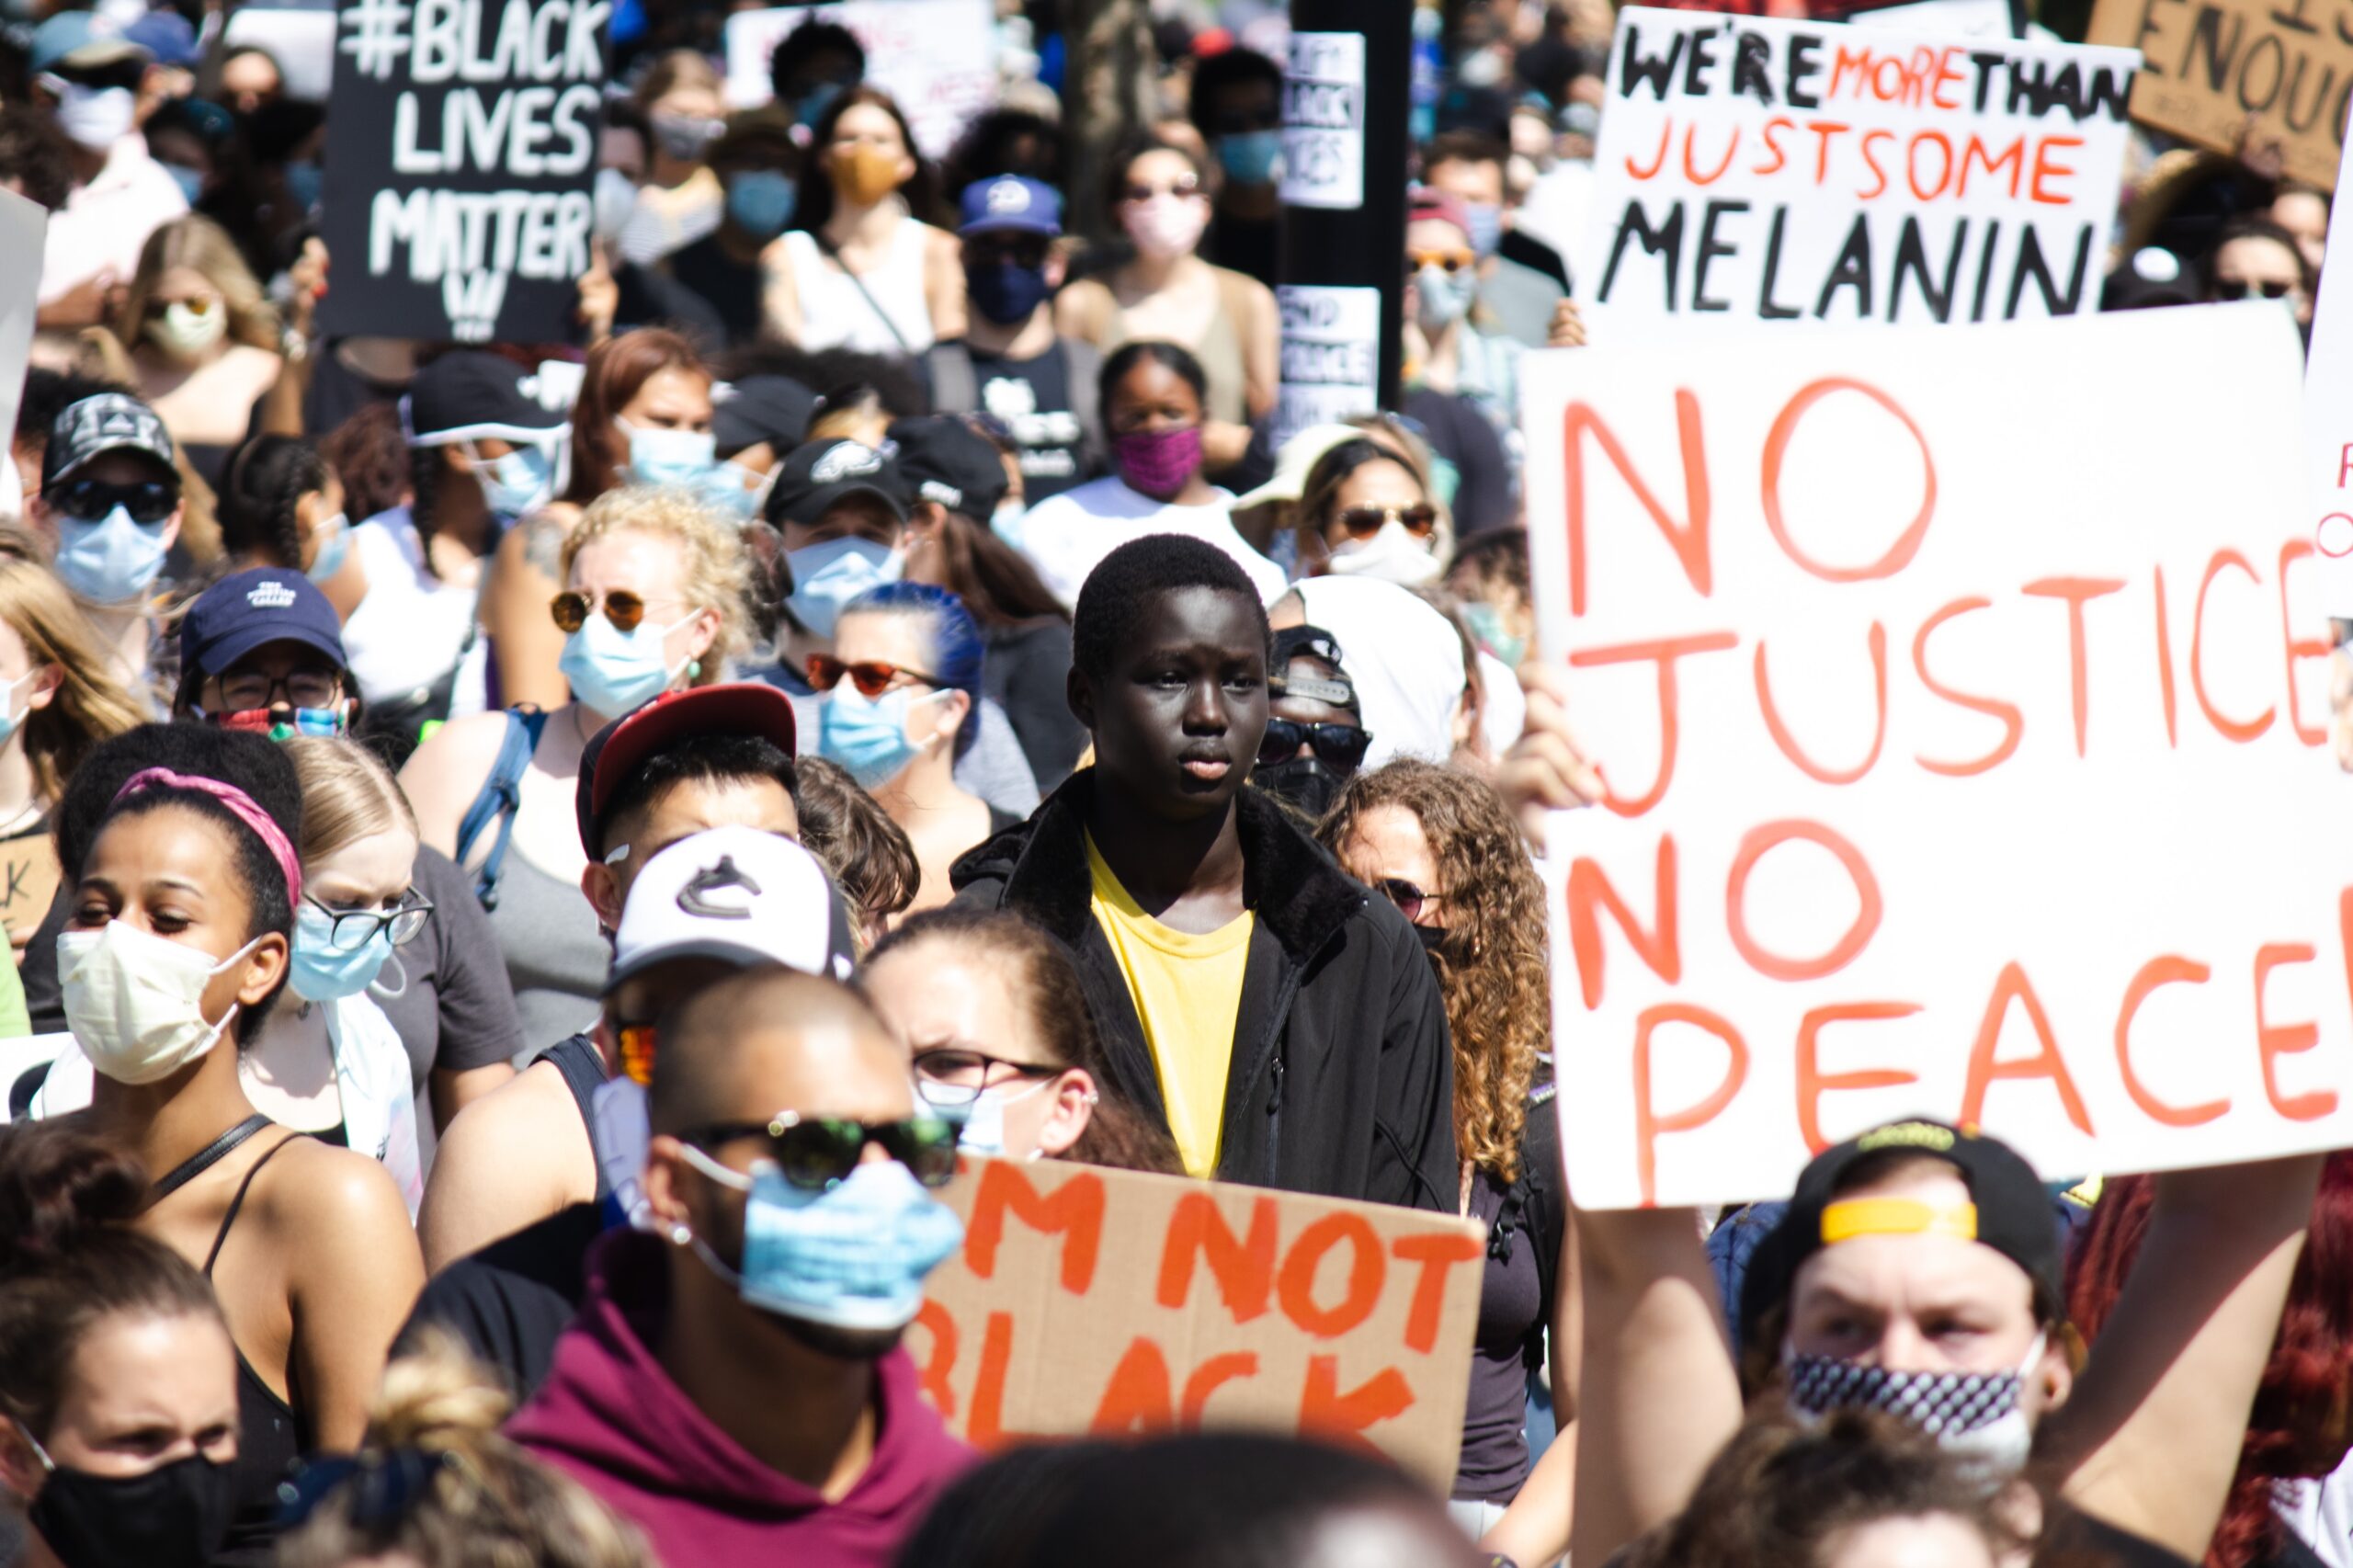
[31,722,423,1567]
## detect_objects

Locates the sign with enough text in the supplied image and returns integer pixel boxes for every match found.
[2086,0,2350,191]
[1274,284,1381,448]
[722,1,997,158]
[317,0,607,344]
[1521,305,2349,1210]
[1579,9,2136,328]
[907,1156,1484,1489]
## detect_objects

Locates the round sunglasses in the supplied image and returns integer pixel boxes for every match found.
[1335,503,1438,540]
[1374,877,1444,924]
[806,654,941,699]
[1257,718,1370,770]
[551,589,676,634]
[682,1111,961,1191]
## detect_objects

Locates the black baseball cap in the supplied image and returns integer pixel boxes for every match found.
[885,416,1007,520]
[43,393,176,489]
[712,375,815,459]
[575,683,800,859]
[1270,626,1358,712]
[1738,1119,2063,1353]
[764,439,907,529]
[401,352,570,448]
[179,568,347,679]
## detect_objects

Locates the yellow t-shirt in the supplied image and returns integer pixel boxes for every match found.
[1086,834,1254,1179]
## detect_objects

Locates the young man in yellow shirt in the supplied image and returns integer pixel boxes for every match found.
[951,535,1456,1210]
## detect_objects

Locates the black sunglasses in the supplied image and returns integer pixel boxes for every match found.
[683,1111,961,1191]
[2213,278,2294,301]
[1257,718,1371,770]
[1375,877,1443,924]
[48,477,176,525]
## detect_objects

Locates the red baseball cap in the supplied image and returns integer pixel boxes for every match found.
[574,683,799,858]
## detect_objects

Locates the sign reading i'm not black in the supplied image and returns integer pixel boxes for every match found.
[318,0,608,343]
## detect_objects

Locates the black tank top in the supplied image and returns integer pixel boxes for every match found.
[541,1032,611,1202]
[199,1133,311,1568]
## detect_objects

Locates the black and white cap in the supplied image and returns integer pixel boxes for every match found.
[400,351,572,449]
[886,415,1009,520]
[764,438,908,528]
[605,825,855,993]
[43,393,176,489]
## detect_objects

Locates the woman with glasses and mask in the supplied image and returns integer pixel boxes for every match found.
[1055,135,1276,477]
[763,86,963,358]
[78,214,319,490]
[28,723,423,1567]
[1294,436,1454,586]
[818,582,1002,912]
[1317,759,1572,1557]
[861,906,1181,1171]
[400,486,750,1047]
[1403,187,1524,459]
[614,51,726,267]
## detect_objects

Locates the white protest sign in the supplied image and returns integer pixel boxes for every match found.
[1578,10,2136,329]
[1281,31,1366,210]
[1522,305,2350,1210]
[2303,131,2353,619]
[722,1,997,159]
[1275,284,1381,447]
[0,188,44,521]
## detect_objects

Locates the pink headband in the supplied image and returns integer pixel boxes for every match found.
[113,768,302,907]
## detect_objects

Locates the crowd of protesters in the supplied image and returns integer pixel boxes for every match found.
[0,0,2347,1565]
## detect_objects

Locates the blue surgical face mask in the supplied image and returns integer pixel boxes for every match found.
[989,499,1027,552]
[54,504,170,606]
[282,159,321,211]
[470,442,555,519]
[954,1074,1057,1159]
[1415,263,1471,331]
[306,510,349,584]
[1217,129,1282,186]
[726,168,798,239]
[820,682,947,789]
[677,1146,964,1332]
[795,80,848,129]
[1462,601,1524,671]
[559,612,685,718]
[0,667,42,749]
[699,460,773,522]
[1461,200,1505,259]
[288,903,393,1003]
[617,417,717,488]
[785,538,901,641]
[163,162,206,204]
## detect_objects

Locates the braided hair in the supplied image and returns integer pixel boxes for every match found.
[217,435,328,570]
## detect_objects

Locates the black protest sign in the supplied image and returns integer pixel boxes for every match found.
[318,0,608,343]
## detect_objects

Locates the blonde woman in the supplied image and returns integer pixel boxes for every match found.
[398,485,752,1046]
[78,215,319,489]
[0,557,144,955]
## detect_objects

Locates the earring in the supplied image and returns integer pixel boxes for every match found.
[668,1222,693,1246]
[686,659,701,681]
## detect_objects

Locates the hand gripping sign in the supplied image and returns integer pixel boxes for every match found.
[909,1156,1485,1488]
[1520,304,2351,1210]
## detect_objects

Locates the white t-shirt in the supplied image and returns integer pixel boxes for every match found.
[342,506,483,710]
[1017,476,1289,610]
[38,137,188,304]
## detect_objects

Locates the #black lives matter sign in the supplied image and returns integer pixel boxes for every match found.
[318,0,608,343]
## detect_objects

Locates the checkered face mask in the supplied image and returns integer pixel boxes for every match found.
[1783,1329,2046,1483]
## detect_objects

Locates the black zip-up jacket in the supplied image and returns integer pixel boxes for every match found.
[949,772,1458,1212]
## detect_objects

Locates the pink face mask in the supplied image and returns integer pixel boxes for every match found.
[1122,194,1208,260]
[1116,426,1203,500]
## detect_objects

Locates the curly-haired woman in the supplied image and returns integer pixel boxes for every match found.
[1318,758,1573,1556]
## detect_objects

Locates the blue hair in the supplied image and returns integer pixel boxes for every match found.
[841,581,985,759]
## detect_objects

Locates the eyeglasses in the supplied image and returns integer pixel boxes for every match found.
[2213,278,2295,301]
[551,589,675,634]
[912,1047,1064,1108]
[805,654,941,698]
[1335,504,1438,540]
[1373,877,1444,924]
[274,1449,456,1530]
[216,668,342,712]
[1257,719,1371,770]
[1122,177,1202,202]
[681,1110,961,1191]
[47,477,177,525]
[1409,249,1478,274]
[305,892,433,950]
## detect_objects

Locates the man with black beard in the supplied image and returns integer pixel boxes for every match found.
[508,967,973,1566]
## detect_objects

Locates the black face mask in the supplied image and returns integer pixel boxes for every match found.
[1253,756,1346,819]
[28,1448,237,1568]
[1412,921,1448,955]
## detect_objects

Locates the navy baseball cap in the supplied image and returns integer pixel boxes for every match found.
[179,568,347,679]
[959,176,1061,238]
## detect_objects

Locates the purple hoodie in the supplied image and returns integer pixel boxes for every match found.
[506,1231,975,1567]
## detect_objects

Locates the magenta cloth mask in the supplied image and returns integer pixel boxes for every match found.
[1116,426,1203,500]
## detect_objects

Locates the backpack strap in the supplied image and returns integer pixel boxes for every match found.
[1508,1068,1564,1374]
[926,341,979,415]
[451,708,550,910]
[1063,335,1106,475]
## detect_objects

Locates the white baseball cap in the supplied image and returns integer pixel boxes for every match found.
[605,825,855,993]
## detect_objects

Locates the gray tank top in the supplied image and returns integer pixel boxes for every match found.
[483,852,605,1050]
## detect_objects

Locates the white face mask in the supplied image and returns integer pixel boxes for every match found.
[1325,518,1441,585]
[955,1074,1060,1160]
[146,300,228,361]
[48,80,134,150]
[59,921,257,1085]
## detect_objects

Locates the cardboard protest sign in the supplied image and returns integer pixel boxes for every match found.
[316,0,608,344]
[0,836,60,955]
[1520,305,2349,1210]
[722,2,998,158]
[2086,0,2351,190]
[2304,133,2353,618]
[1579,10,2136,328]
[907,1156,1485,1489]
